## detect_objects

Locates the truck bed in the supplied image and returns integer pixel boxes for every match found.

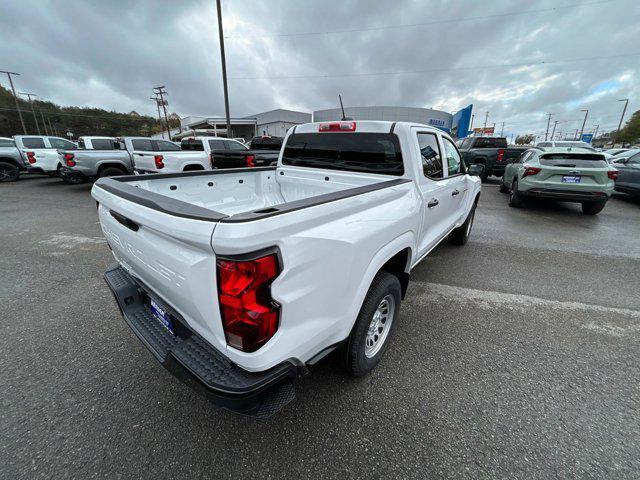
[94,166,409,222]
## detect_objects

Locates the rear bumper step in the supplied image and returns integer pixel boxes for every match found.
[104,263,298,418]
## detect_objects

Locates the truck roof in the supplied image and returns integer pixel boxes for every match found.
[295,120,445,135]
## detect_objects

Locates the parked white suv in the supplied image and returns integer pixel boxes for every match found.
[92,121,481,417]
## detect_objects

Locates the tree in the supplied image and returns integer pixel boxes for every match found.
[515,134,535,145]
[613,110,640,145]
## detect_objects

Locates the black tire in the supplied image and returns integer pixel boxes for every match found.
[581,201,606,215]
[341,271,401,377]
[499,180,509,193]
[47,171,58,178]
[508,179,524,207]
[0,161,20,182]
[61,173,86,185]
[98,166,126,178]
[449,202,476,246]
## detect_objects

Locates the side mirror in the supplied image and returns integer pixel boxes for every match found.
[468,164,485,177]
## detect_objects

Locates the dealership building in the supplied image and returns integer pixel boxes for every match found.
[162,104,473,141]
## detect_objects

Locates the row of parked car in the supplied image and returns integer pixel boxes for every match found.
[457,136,639,215]
[0,134,284,183]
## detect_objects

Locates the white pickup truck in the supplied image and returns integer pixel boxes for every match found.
[92,121,481,417]
[133,136,252,174]
[13,135,78,176]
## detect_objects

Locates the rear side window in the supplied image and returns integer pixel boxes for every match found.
[417,132,443,179]
[226,141,248,151]
[443,137,463,175]
[91,139,115,150]
[181,140,204,151]
[48,137,76,149]
[473,137,507,148]
[154,140,180,151]
[0,139,14,147]
[540,154,607,168]
[21,137,46,148]
[208,139,226,150]
[131,139,154,151]
[282,133,403,176]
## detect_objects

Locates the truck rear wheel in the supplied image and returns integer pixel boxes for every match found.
[342,271,401,377]
[99,166,126,178]
[0,161,20,182]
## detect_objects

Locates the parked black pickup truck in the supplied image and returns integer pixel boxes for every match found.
[246,136,283,167]
[457,136,528,181]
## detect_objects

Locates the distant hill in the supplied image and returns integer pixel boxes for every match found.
[0,85,179,138]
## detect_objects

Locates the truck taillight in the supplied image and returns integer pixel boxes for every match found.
[217,253,281,352]
[523,166,541,177]
[64,153,76,167]
[246,155,255,167]
[26,151,36,164]
[319,121,356,132]
[154,155,164,169]
[608,170,618,180]
[497,149,505,162]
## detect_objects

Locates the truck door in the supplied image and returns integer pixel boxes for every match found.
[440,136,470,226]
[413,129,456,257]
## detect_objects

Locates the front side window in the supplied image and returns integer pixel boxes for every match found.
[626,153,640,165]
[417,132,443,179]
[22,137,46,149]
[519,151,533,163]
[48,137,76,149]
[443,137,463,175]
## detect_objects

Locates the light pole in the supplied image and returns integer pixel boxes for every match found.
[551,120,558,140]
[593,124,599,139]
[500,121,505,137]
[615,98,629,145]
[544,113,552,141]
[579,109,589,140]
[19,92,40,134]
[216,0,231,138]
[1,70,27,134]
[482,111,489,135]
[573,128,578,140]
[469,113,474,132]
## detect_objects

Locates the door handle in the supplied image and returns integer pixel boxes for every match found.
[427,198,439,208]
[452,189,460,196]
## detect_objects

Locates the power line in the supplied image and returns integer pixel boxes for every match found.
[226,0,616,38]
[0,106,158,121]
[229,52,640,80]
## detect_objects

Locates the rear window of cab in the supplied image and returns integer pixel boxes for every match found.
[282,132,404,176]
[539,153,608,168]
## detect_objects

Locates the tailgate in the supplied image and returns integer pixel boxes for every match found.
[92,182,227,352]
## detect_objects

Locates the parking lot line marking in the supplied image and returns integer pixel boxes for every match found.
[410,281,640,319]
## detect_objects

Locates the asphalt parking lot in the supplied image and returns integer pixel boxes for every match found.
[2,175,639,479]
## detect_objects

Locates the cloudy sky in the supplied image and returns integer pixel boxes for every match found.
[1,0,638,139]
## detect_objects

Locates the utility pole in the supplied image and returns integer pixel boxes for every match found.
[153,86,171,140]
[551,120,558,140]
[579,109,589,140]
[1,70,27,134]
[544,113,552,141]
[150,96,165,139]
[47,115,55,136]
[482,111,489,135]
[500,122,505,137]
[491,122,496,136]
[469,113,474,132]
[216,0,232,138]
[593,124,599,139]
[509,133,514,144]
[615,98,629,145]
[40,110,49,135]
[20,92,40,134]
[573,128,579,140]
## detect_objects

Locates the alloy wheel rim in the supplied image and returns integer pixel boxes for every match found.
[364,295,395,358]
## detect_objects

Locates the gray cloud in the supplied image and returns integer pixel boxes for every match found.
[0,0,638,138]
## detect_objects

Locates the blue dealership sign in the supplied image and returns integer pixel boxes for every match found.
[452,104,473,139]
[581,133,594,143]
